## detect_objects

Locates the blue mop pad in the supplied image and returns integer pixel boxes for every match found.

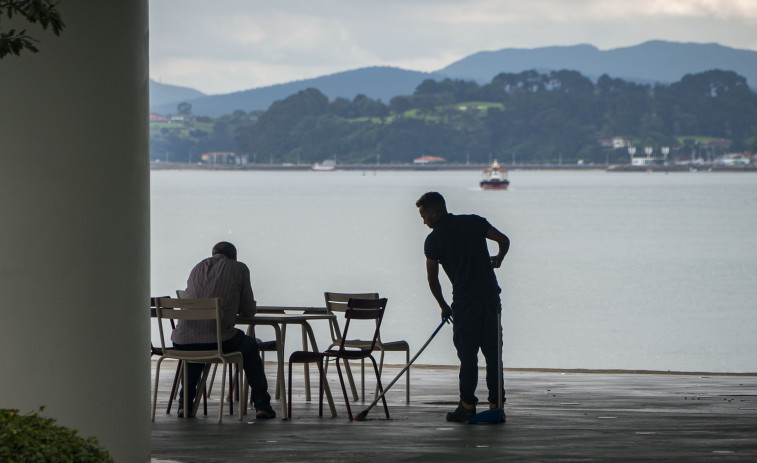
[467,408,505,424]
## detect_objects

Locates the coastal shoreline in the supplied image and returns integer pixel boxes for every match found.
[150,161,757,173]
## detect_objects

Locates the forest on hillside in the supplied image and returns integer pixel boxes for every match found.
[150,69,757,165]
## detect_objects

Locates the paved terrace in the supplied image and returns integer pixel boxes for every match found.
[151,362,757,462]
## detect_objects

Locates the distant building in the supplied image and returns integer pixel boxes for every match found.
[631,156,657,166]
[458,105,486,111]
[413,155,446,164]
[149,113,169,122]
[600,136,631,149]
[201,152,248,165]
[716,153,751,166]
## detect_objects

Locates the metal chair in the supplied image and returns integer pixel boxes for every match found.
[152,297,244,423]
[324,292,411,402]
[176,289,241,412]
[288,298,390,421]
[151,296,209,416]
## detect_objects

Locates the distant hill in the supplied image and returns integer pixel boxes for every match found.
[151,67,442,117]
[149,80,206,108]
[440,41,757,88]
[150,41,757,117]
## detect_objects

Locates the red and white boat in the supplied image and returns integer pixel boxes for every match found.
[480,160,509,190]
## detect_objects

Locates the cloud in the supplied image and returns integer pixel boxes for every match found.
[641,0,757,20]
[227,17,267,45]
[414,0,757,24]
[149,0,757,94]
[150,56,354,94]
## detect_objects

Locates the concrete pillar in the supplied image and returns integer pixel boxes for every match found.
[0,1,150,461]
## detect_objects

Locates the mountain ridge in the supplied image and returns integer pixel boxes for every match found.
[149,80,205,107]
[151,41,757,117]
[151,66,443,117]
[440,40,757,85]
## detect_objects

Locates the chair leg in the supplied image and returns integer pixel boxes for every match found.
[275,354,282,401]
[361,358,365,402]
[369,355,390,419]
[342,358,359,401]
[192,364,212,418]
[236,363,243,420]
[373,349,386,401]
[335,357,353,421]
[261,349,283,401]
[152,358,164,422]
[287,358,294,419]
[317,357,326,417]
[405,348,410,403]
[242,375,249,416]
[166,359,182,414]
[301,326,311,402]
[203,380,208,416]
[183,361,190,420]
[232,364,238,402]
[228,364,234,416]
[323,344,358,402]
[173,362,208,416]
[207,363,218,397]
[218,362,228,423]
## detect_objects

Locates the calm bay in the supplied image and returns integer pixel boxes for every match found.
[151,169,757,373]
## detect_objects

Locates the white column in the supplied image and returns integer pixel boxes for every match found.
[0,1,150,461]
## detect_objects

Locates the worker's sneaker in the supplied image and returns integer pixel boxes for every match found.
[255,406,276,420]
[446,401,476,422]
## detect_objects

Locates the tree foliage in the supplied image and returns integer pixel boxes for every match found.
[0,0,65,58]
[0,408,113,463]
[151,70,757,165]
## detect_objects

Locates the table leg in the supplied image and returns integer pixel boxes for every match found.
[245,322,287,420]
[273,324,287,419]
[303,322,336,417]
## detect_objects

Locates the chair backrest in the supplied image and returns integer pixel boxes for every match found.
[154,297,223,356]
[338,298,388,354]
[150,296,171,356]
[324,292,379,343]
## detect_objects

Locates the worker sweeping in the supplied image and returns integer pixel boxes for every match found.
[416,191,510,423]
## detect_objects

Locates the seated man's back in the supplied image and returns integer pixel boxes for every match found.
[172,245,255,345]
[169,241,273,419]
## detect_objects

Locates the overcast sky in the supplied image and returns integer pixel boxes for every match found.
[149,0,757,95]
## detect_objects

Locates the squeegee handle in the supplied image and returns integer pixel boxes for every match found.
[366,317,449,410]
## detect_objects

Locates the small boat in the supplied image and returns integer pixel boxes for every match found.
[312,159,336,171]
[480,160,509,190]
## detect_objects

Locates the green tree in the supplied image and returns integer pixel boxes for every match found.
[331,97,354,118]
[205,69,757,166]
[0,0,64,58]
[241,88,330,163]
[177,102,192,116]
[389,95,412,118]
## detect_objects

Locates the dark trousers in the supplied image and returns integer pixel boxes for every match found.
[174,329,271,412]
[451,299,506,405]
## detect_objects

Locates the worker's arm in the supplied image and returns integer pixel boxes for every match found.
[487,226,510,268]
[426,258,452,321]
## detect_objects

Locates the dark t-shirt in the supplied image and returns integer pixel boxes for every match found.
[424,213,501,303]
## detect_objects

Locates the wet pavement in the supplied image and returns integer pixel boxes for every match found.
[151,361,757,462]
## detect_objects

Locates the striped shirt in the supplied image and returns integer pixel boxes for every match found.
[171,254,256,344]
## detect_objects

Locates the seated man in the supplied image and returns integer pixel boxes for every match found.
[171,241,275,419]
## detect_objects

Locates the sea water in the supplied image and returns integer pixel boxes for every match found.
[151,169,757,373]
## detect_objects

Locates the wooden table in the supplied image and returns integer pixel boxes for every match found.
[238,307,337,419]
